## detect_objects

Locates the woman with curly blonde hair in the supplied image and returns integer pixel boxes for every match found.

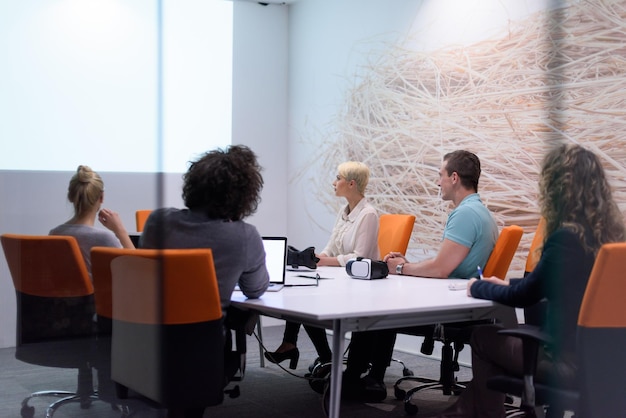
[539,144,625,256]
[438,144,625,418]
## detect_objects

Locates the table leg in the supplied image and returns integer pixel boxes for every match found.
[328,319,345,418]
[257,317,265,368]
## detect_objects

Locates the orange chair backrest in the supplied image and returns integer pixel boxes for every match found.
[524,217,546,274]
[378,214,416,257]
[578,243,626,328]
[1,234,93,297]
[97,248,222,325]
[483,225,524,279]
[135,209,152,233]
[91,246,129,319]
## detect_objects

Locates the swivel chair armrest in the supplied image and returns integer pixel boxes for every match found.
[497,326,552,346]
[497,326,550,379]
[497,325,552,410]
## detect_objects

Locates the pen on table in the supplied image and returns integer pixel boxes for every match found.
[476,265,484,280]
[296,274,318,279]
[296,274,331,280]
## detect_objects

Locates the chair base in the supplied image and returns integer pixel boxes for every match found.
[20,390,99,418]
[393,337,469,415]
[394,377,466,416]
[391,357,415,377]
[488,375,578,418]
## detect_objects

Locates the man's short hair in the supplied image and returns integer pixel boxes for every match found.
[443,150,481,192]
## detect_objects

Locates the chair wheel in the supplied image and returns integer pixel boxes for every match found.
[20,405,35,418]
[394,386,406,400]
[403,367,414,377]
[404,400,419,415]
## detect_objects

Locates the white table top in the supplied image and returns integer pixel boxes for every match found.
[231,266,496,418]
[231,266,495,332]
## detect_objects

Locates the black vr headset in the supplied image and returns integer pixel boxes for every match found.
[345,257,389,280]
[287,245,319,270]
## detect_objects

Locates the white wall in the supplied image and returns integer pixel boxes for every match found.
[232,1,289,237]
[284,0,435,360]
[286,0,424,249]
[283,0,549,362]
[0,2,288,348]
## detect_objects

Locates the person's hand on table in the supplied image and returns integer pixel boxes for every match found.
[467,276,509,296]
[384,252,407,272]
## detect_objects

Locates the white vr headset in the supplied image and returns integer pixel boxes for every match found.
[345,257,389,280]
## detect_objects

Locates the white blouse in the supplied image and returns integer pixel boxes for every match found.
[321,198,380,266]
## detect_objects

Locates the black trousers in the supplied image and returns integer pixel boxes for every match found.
[283,320,332,362]
[345,329,397,381]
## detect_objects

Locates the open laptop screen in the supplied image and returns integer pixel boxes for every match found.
[262,236,287,286]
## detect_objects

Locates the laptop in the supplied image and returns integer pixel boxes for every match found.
[260,236,320,291]
[262,236,288,291]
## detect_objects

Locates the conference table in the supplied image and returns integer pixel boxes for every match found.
[231,266,496,418]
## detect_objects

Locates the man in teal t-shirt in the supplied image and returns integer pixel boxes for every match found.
[342,150,504,404]
[444,193,498,278]
[386,150,498,279]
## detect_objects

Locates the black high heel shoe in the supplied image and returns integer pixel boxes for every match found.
[264,347,300,369]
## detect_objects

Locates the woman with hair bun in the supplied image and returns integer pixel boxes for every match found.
[50,165,135,274]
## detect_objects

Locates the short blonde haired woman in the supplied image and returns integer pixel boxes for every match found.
[265,161,379,381]
[317,161,379,266]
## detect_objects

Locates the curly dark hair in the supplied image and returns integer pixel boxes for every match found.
[182,145,264,220]
[443,150,481,191]
[539,143,625,255]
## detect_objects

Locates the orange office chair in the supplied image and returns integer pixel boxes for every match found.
[525,217,546,275]
[93,248,245,411]
[482,225,524,279]
[523,218,547,327]
[378,214,415,258]
[135,210,152,233]
[576,242,626,417]
[378,214,415,374]
[487,243,626,418]
[91,247,142,413]
[91,247,127,336]
[1,234,98,418]
[394,225,524,415]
